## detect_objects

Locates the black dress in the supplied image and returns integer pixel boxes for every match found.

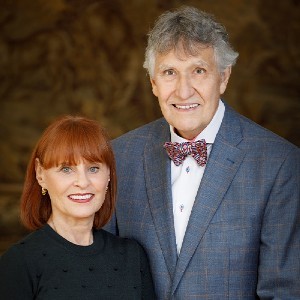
[0,224,155,299]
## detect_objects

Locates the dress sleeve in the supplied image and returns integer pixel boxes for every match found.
[0,245,34,300]
[138,243,156,299]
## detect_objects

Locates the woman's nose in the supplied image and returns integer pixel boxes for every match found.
[74,171,90,188]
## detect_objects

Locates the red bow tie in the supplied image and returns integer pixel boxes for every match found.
[164,140,207,166]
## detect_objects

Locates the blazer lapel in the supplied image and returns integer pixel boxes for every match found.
[171,106,246,294]
[144,120,178,278]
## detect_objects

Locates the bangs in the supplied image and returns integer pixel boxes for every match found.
[38,117,110,169]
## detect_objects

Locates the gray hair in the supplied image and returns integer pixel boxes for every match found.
[143,6,239,77]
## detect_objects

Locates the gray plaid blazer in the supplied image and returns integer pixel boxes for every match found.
[105,103,300,299]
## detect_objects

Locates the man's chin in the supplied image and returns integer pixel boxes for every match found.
[173,126,202,140]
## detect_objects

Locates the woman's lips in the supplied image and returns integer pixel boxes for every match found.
[68,193,94,203]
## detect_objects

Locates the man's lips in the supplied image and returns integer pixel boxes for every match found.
[173,103,199,110]
[68,193,94,203]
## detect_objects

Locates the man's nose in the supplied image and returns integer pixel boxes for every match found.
[175,75,194,100]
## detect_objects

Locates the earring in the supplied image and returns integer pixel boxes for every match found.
[105,179,110,192]
[42,187,47,195]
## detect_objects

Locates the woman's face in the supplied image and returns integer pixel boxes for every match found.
[36,159,110,224]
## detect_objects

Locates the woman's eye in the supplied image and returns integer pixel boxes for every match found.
[89,166,100,173]
[61,166,72,173]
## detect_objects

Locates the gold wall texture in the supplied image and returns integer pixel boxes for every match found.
[0,0,299,253]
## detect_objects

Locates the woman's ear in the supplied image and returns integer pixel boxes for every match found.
[35,158,45,186]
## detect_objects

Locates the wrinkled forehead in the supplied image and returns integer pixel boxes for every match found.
[157,38,212,56]
[154,43,216,70]
[153,42,216,71]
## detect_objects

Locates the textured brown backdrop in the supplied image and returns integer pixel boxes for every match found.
[0,0,299,254]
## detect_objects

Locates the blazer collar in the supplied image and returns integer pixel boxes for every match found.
[143,119,178,278]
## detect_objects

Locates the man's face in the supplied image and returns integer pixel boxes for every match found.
[150,46,231,140]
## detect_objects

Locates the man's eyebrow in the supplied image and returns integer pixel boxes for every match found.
[194,60,209,67]
[158,60,209,69]
[158,63,173,71]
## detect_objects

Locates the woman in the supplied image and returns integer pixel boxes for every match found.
[0,115,155,299]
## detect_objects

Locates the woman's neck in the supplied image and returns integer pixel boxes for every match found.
[48,216,94,246]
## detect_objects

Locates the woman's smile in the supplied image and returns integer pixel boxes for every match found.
[68,193,94,203]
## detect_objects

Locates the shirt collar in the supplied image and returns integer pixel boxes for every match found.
[170,99,225,143]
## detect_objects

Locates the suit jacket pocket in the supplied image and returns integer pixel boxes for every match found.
[202,220,260,298]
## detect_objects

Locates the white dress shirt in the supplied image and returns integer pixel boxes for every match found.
[170,100,225,254]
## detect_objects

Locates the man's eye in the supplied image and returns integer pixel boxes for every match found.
[163,69,175,76]
[195,68,205,74]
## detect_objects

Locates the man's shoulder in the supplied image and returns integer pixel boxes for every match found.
[224,105,298,153]
[112,117,168,146]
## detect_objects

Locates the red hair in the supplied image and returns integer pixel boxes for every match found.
[20,115,116,230]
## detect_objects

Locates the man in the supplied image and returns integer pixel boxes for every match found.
[105,6,300,299]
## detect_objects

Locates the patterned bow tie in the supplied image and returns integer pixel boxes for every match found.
[164,140,207,166]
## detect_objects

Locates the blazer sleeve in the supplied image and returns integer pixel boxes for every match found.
[257,147,300,299]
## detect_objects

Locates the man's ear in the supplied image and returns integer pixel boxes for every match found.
[150,78,158,97]
[35,158,45,186]
[220,66,231,95]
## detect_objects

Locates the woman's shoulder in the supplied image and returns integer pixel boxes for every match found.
[2,227,47,257]
[94,230,150,279]
[96,229,139,246]
[0,227,50,275]
[96,229,144,255]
